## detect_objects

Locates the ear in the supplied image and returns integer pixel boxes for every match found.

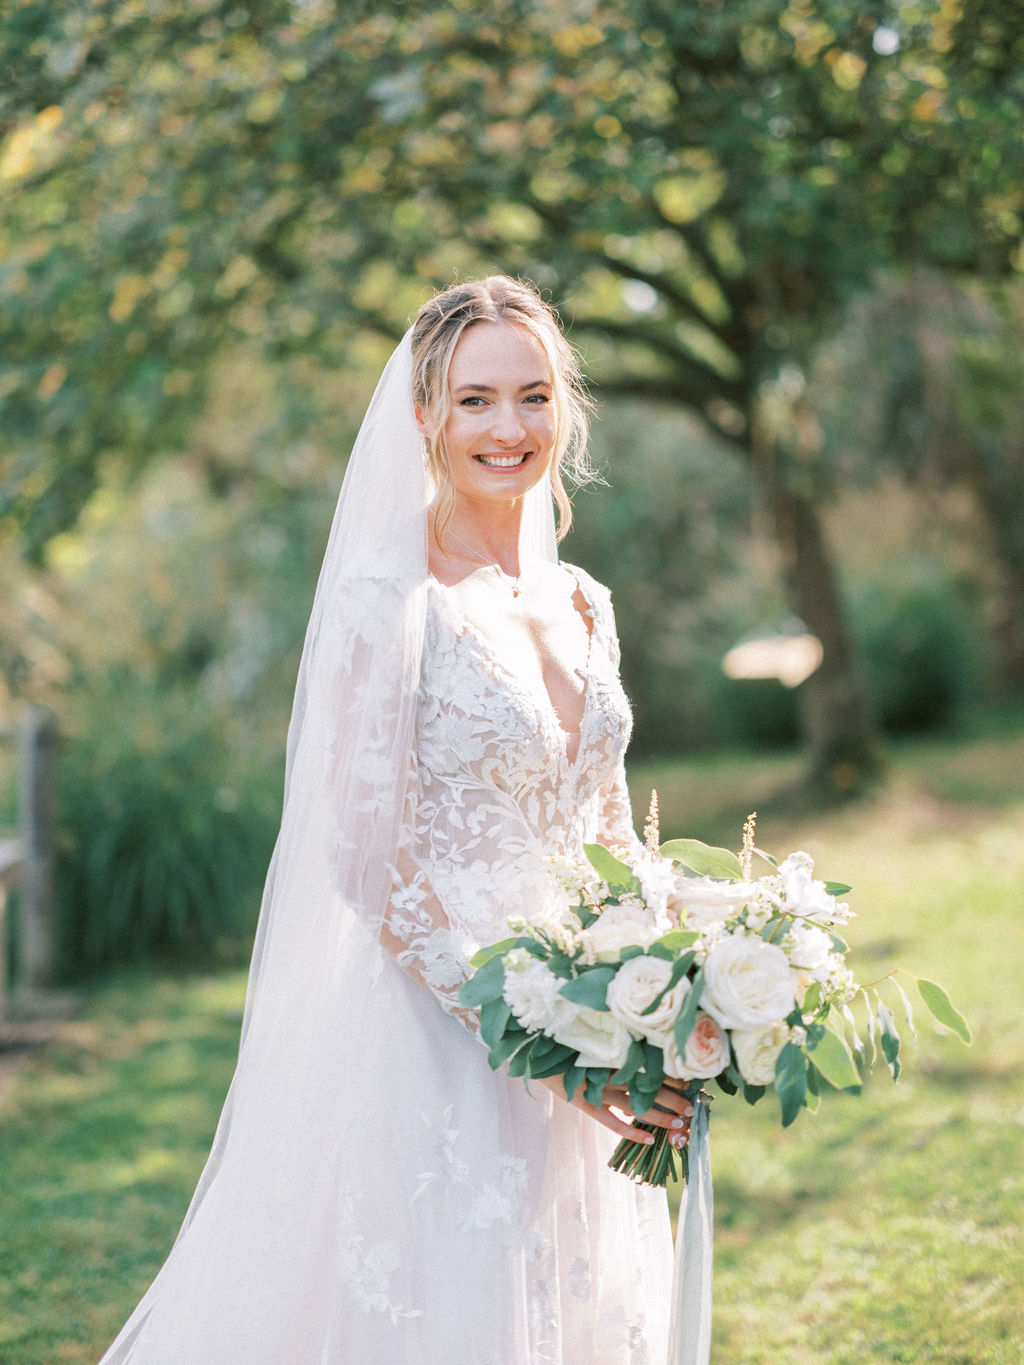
[413,403,432,438]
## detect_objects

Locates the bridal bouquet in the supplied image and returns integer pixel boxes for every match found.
[459,803,970,1188]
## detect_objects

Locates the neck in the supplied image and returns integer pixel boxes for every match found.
[438,497,527,577]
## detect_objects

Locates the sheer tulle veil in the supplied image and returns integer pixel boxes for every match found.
[100,330,558,1362]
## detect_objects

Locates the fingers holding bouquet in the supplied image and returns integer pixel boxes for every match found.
[538,1075,694,1148]
[605,1081,695,1148]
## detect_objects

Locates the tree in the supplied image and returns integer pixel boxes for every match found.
[3,0,1022,792]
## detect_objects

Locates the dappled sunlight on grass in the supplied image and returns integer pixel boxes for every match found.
[640,721,1024,1363]
[2,724,1023,1363]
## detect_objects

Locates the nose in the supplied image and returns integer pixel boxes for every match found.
[489,400,526,445]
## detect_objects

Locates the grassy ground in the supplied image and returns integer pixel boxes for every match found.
[2,716,1023,1363]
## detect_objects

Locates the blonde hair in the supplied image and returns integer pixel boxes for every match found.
[410,276,595,544]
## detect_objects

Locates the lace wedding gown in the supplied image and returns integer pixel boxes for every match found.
[364,565,674,1362]
[102,564,673,1365]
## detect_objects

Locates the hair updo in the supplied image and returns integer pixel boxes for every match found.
[410,276,595,543]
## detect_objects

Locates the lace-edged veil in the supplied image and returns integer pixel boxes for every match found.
[100,328,557,1362]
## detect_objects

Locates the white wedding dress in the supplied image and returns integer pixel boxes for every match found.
[101,568,674,1365]
[347,566,674,1363]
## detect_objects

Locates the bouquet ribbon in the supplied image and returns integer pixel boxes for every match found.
[666,1094,713,1364]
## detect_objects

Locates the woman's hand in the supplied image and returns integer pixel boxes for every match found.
[538,1075,694,1148]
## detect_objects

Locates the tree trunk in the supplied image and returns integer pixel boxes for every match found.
[771,485,885,799]
[960,437,1024,692]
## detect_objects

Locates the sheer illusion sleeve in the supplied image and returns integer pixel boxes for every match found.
[596,755,645,860]
[381,755,483,1038]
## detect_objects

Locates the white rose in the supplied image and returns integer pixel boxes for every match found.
[501,957,567,1033]
[551,1004,632,1069]
[732,1020,791,1085]
[605,955,690,1041]
[701,933,796,1031]
[779,854,851,925]
[662,1011,729,1081]
[584,902,658,964]
[670,877,756,931]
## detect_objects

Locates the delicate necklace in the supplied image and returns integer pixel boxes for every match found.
[448,528,523,597]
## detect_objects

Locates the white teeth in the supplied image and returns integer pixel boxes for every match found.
[478,453,528,467]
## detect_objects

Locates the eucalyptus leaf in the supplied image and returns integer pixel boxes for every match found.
[560,966,617,1011]
[506,1037,537,1077]
[469,936,528,969]
[672,966,704,1053]
[877,999,901,1080]
[479,997,511,1049]
[528,1047,577,1078]
[743,1084,765,1106]
[459,955,506,1008]
[584,1068,612,1107]
[660,839,744,881]
[894,980,917,1041]
[583,843,642,896]
[611,1039,645,1086]
[807,1027,861,1091]
[487,1032,531,1070]
[651,929,701,953]
[824,881,853,895]
[775,1042,808,1127]
[841,1002,865,1057]
[804,1063,821,1111]
[628,1083,657,1117]
[916,978,972,1044]
[641,1040,666,1089]
[801,981,822,1015]
[562,1065,586,1103]
[864,988,879,1067]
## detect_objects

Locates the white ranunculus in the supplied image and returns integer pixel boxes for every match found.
[584,902,658,964]
[551,1004,632,1070]
[662,1010,729,1081]
[787,922,835,982]
[700,933,796,1031]
[605,955,690,1040]
[732,1020,791,1086]
[779,854,851,925]
[670,877,757,931]
[501,957,566,1033]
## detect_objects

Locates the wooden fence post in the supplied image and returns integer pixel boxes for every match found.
[18,707,58,991]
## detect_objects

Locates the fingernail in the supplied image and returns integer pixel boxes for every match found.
[644,1134,655,1145]
[671,1118,684,1129]
[684,1104,693,1116]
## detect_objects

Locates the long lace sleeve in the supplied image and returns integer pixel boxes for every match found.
[380,755,483,1038]
[596,756,646,860]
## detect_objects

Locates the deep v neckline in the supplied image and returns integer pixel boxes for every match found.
[428,564,596,771]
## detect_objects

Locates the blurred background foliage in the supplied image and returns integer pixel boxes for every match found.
[0,0,1022,975]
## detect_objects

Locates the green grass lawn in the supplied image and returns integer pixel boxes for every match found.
[2,717,1023,1363]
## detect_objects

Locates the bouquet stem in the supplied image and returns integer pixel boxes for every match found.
[608,1088,701,1188]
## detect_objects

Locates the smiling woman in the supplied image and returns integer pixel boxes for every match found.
[99,276,690,1364]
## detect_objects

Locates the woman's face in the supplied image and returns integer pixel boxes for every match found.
[432,320,557,512]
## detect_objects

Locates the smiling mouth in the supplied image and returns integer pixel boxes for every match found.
[476,452,531,468]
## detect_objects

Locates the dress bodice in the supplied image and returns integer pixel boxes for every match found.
[417,565,632,832]
[386,565,641,1020]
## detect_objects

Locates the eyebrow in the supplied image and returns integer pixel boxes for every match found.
[453,379,552,394]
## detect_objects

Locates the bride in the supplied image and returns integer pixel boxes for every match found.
[100,276,695,1363]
